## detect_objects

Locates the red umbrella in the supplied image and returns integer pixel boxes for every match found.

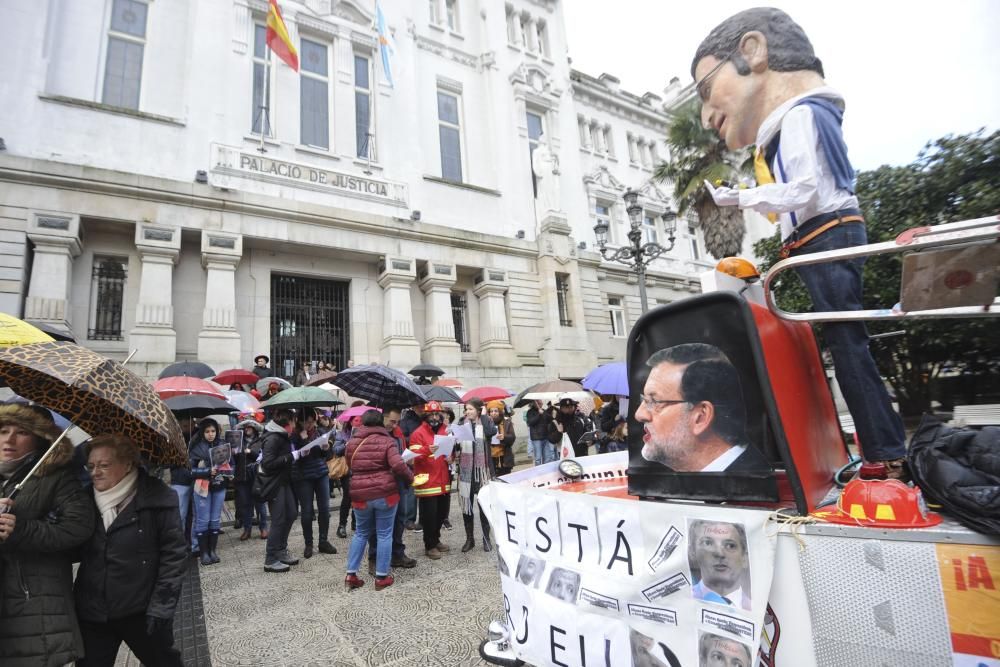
[153,376,226,401]
[212,369,260,386]
[434,378,463,388]
[461,386,512,403]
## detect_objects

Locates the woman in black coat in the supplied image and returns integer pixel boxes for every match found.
[0,404,95,667]
[74,434,187,667]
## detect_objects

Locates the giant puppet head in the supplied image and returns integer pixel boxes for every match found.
[691,7,826,150]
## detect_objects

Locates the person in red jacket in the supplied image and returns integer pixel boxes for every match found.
[343,409,414,591]
[408,401,452,560]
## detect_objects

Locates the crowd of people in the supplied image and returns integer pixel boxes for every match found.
[0,349,628,665]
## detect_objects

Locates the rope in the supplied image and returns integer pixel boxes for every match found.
[763,511,819,552]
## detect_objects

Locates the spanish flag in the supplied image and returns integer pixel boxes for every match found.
[266,0,299,72]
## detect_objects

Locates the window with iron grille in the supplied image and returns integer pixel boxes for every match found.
[556,273,572,327]
[451,292,470,352]
[88,256,128,341]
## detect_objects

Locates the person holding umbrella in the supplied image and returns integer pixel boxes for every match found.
[0,404,96,667]
[74,434,187,667]
[290,409,336,558]
[343,409,414,591]
[408,401,452,560]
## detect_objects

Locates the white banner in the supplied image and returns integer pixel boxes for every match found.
[479,459,776,667]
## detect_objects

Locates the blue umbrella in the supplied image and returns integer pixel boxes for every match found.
[582,362,629,397]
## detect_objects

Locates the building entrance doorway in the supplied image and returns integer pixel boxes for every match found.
[270,274,350,379]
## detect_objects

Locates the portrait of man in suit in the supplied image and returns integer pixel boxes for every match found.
[635,343,770,473]
[689,520,752,611]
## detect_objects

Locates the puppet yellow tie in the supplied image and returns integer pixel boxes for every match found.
[754,148,779,223]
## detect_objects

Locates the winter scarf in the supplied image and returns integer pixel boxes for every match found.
[94,467,139,530]
[458,420,493,514]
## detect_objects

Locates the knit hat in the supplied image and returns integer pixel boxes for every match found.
[486,400,506,413]
[0,403,61,445]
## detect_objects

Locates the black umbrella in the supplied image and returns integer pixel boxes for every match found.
[420,384,462,403]
[408,363,445,378]
[158,361,217,380]
[332,365,427,409]
[164,394,237,418]
[31,321,77,343]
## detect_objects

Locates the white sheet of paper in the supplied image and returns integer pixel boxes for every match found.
[451,422,474,442]
[433,435,456,458]
[300,432,331,452]
[401,448,418,463]
[491,434,501,445]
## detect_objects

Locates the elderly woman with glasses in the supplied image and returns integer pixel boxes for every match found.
[0,404,95,667]
[74,434,187,667]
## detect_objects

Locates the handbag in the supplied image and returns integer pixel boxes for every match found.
[327,455,349,480]
[251,469,281,503]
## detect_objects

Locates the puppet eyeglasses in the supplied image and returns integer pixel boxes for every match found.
[695,50,738,102]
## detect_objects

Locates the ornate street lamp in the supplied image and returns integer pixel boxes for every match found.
[593,188,677,312]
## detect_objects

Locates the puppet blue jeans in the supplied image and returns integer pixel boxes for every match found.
[791,222,906,462]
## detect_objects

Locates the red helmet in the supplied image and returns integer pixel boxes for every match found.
[423,401,443,413]
[814,479,942,529]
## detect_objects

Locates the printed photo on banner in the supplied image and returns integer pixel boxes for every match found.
[688,520,752,611]
[626,296,783,503]
[698,631,753,667]
[515,555,545,588]
[630,628,682,667]
[544,567,581,604]
[636,344,769,474]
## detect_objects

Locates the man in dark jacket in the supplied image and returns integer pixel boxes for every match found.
[525,400,554,465]
[548,397,590,458]
[597,396,624,454]
[259,409,306,573]
[251,354,272,381]
[74,435,187,667]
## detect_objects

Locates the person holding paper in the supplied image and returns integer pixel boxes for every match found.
[290,410,336,559]
[407,401,452,560]
[455,398,498,553]
[486,400,515,476]
[189,418,228,566]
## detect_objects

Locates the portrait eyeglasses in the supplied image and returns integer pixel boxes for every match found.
[639,395,689,412]
[84,462,116,473]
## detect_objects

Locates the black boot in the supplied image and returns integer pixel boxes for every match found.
[208,531,221,564]
[198,533,212,566]
[461,514,476,553]
[318,512,331,545]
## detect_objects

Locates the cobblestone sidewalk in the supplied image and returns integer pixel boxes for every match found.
[117,494,505,667]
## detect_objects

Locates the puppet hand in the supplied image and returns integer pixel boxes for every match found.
[704,180,740,207]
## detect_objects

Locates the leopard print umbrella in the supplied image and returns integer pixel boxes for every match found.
[0,341,186,466]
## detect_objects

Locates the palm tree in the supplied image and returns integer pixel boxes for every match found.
[654,100,752,259]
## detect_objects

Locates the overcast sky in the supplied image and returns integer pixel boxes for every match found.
[563,1,1000,171]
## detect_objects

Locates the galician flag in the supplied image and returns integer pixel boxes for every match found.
[375,1,395,87]
[266,0,299,72]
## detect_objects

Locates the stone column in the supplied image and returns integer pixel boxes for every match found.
[472,269,519,368]
[23,212,81,336]
[419,262,462,367]
[129,223,181,362]
[197,231,243,370]
[377,256,421,368]
[536,217,598,377]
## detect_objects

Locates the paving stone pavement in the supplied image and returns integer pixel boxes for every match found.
[119,492,505,667]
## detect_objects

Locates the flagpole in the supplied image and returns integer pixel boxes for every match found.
[258,60,270,154]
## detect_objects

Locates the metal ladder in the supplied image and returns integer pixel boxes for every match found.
[763,215,1000,322]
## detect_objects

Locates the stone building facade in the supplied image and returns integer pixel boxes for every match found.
[0,0,769,387]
